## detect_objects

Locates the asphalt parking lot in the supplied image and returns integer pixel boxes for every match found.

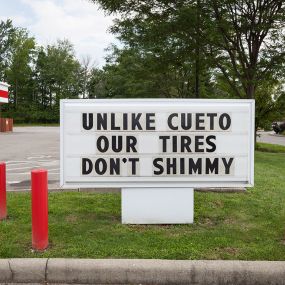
[1,127,59,191]
[257,130,285,146]
[1,127,284,191]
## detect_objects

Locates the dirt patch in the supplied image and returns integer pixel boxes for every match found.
[224,217,236,225]
[199,217,217,226]
[223,247,240,255]
[65,214,78,223]
[213,200,224,208]
[214,246,240,256]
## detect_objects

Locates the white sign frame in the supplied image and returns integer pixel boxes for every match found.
[60,99,255,189]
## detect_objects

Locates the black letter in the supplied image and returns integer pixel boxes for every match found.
[97,136,109,152]
[146,113,156,130]
[206,158,219,174]
[181,136,192,152]
[128,158,139,175]
[159,136,170,152]
[112,136,123,153]
[189,158,202,174]
[94,158,107,175]
[206,135,216,152]
[111,113,120,130]
[180,158,185,174]
[96,113,107,130]
[195,136,204,152]
[207,113,217,130]
[126,136,137,153]
[123,113,128,130]
[173,136,178,152]
[222,157,234,174]
[168,113,178,130]
[82,158,93,175]
[82,113,93,130]
[110,158,120,175]
[219,113,231,130]
[132,113,143,130]
[181,113,192,130]
[196,113,205,130]
[153,158,164,175]
[167,158,177,175]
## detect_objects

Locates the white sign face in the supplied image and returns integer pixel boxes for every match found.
[60,99,255,188]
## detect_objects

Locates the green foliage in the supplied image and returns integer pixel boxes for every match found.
[92,0,215,98]
[4,28,35,108]
[2,1,285,125]
[254,81,285,130]
[0,19,15,79]
[33,40,83,122]
[93,45,216,99]
[0,19,84,123]
[200,0,285,99]
[92,0,285,128]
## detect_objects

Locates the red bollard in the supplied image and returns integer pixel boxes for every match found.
[0,162,7,220]
[31,169,48,250]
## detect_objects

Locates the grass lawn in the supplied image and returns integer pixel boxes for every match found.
[256,142,285,153]
[0,150,284,260]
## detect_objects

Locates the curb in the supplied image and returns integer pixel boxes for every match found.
[7,187,246,193]
[0,259,284,284]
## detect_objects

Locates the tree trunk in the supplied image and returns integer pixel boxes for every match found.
[195,0,201,98]
[14,79,18,109]
[246,83,255,99]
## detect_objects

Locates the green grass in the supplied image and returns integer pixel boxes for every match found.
[256,142,285,153]
[0,151,285,260]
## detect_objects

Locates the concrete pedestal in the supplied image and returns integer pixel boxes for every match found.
[121,188,194,224]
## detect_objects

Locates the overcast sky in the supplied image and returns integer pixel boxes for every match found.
[0,0,117,67]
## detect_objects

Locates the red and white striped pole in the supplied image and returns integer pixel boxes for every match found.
[0,162,7,220]
[31,169,48,250]
[0,82,9,104]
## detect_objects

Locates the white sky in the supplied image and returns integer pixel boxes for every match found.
[0,0,117,67]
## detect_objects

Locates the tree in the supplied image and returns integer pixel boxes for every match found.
[87,67,107,98]
[5,27,35,108]
[101,45,215,98]
[92,0,213,98]
[255,80,285,130]
[81,55,96,99]
[0,19,16,80]
[1,20,92,123]
[32,40,84,122]
[92,0,285,132]
[206,0,285,100]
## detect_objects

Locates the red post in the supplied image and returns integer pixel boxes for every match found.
[0,162,7,220]
[31,169,48,250]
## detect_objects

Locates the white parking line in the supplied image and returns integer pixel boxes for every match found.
[27,155,52,160]
[7,166,36,171]
[6,161,34,164]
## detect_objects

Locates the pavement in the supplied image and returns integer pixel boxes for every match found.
[0,127,284,192]
[0,258,285,284]
[257,130,285,146]
[0,127,60,191]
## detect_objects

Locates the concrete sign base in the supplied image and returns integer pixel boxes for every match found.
[121,188,194,224]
